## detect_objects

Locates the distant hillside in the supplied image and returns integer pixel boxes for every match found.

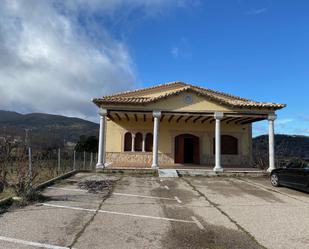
[253,134,309,160]
[0,110,99,150]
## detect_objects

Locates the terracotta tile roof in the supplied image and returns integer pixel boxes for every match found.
[93,81,286,110]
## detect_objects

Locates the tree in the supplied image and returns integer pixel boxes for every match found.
[74,136,98,153]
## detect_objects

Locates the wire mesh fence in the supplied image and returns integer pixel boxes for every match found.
[0,148,97,200]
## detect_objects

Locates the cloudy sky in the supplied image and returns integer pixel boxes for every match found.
[0,0,308,136]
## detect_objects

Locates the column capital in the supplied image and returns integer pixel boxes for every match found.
[268,114,277,121]
[152,110,162,118]
[98,108,108,116]
[214,112,224,120]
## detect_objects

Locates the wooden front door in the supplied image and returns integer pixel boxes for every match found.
[175,134,200,164]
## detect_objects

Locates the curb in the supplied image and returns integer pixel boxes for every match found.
[177,170,268,177]
[96,168,158,176]
[0,197,13,208]
[35,170,78,191]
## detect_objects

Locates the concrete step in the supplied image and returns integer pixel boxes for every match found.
[158,169,179,178]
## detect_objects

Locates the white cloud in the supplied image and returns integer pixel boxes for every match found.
[245,8,267,15]
[170,37,192,60]
[171,47,179,59]
[276,118,293,125]
[0,0,198,121]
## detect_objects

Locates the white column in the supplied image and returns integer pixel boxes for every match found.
[267,114,277,172]
[96,108,107,168]
[131,133,135,152]
[214,112,224,172]
[142,134,146,152]
[152,111,161,168]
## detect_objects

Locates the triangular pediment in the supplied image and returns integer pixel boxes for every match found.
[145,90,233,112]
[93,81,285,111]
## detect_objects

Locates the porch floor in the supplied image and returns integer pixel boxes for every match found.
[106,162,264,172]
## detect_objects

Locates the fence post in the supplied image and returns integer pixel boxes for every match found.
[90,152,93,169]
[83,151,86,170]
[28,147,32,188]
[73,150,76,171]
[58,148,61,174]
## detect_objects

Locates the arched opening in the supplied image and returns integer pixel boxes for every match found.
[124,132,132,151]
[175,134,200,164]
[134,132,143,151]
[213,135,238,155]
[145,133,153,152]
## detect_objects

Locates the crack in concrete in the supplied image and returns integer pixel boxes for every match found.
[68,177,121,249]
[182,178,268,249]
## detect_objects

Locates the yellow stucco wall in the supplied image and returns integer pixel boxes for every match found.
[105,117,252,166]
[146,92,233,112]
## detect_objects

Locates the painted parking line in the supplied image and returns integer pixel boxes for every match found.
[47,187,182,204]
[0,235,74,249]
[164,185,170,190]
[113,192,179,202]
[42,203,202,229]
[191,216,205,230]
[48,187,86,192]
[174,196,182,204]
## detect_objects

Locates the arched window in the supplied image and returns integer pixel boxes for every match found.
[134,133,143,152]
[124,132,132,151]
[145,133,153,152]
[213,135,238,155]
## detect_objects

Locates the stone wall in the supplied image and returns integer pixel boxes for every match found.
[107,152,252,167]
[202,154,252,167]
[106,152,173,167]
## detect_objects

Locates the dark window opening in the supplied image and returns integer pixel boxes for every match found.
[145,133,153,152]
[134,132,143,152]
[124,132,132,151]
[213,135,238,155]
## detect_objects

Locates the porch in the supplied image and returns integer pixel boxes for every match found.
[96,109,277,172]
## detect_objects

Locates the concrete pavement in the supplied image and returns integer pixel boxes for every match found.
[0,173,308,249]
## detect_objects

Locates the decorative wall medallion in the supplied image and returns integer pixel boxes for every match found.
[183,94,193,104]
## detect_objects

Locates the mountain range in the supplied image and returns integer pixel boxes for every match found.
[0,110,99,149]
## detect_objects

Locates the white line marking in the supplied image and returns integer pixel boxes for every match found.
[164,185,170,190]
[0,235,73,249]
[174,196,182,204]
[113,192,175,201]
[48,187,86,192]
[47,188,178,203]
[42,203,195,224]
[191,216,205,230]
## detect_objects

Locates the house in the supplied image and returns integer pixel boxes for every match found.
[92,82,286,171]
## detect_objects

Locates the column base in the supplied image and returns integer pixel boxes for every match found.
[151,164,158,169]
[96,163,105,169]
[267,167,275,172]
[213,166,223,172]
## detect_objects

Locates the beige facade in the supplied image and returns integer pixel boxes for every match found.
[93,82,285,170]
[105,115,252,167]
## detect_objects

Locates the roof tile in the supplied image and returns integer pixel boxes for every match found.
[93,81,286,110]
